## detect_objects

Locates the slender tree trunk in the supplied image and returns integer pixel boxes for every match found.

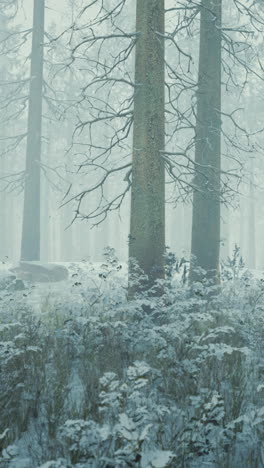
[239,192,245,259]
[129,0,165,295]
[221,204,229,261]
[0,155,8,261]
[61,171,74,262]
[20,0,44,261]
[189,0,222,284]
[248,158,256,269]
[41,119,52,262]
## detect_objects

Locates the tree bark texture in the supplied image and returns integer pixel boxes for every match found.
[248,158,256,269]
[189,0,222,284]
[129,0,165,295]
[21,0,44,260]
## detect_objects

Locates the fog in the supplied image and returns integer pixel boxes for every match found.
[1,1,264,466]
[0,0,262,267]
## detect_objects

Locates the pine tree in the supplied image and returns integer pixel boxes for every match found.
[20,0,44,260]
[128,0,165,295]
[189,0,222,284]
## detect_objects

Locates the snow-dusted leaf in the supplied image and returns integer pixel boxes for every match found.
[119,413,136,431]
[38,459,68,468]
[0,428,9,440]
[257,384,264,392]
[27,345,41,352]
[2,444,18,460]
[118,413,138,440]
[141,449,174,468]
[0,322,21,333]
[139,424,152,441]
[127,361,150,380]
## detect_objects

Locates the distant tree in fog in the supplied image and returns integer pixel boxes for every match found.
[189,0,222,285]
[20,0,45,261]
[187,0,264,284]
[0,0,74,262]
[0,1,29,260]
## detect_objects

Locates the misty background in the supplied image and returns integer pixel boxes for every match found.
[0,0,262,267]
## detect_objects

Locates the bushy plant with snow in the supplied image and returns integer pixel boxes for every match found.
[0,250,264,467]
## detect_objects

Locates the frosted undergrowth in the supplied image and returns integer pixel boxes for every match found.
[0,259,127,315]
[1,251,264,467]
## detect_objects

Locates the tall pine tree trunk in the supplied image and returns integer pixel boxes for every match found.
[0,155,8,261]
[21,0,44,261]
[221,204,230,261]
[129,0,165,295]
[239,193,245,258]
[248,158,256,269]
[189,0,222,284]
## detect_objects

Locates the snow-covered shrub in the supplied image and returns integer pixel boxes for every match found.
[221,244,246,281]
[0,252,264,467]
[0,308,44,439]
[55,363,174,467]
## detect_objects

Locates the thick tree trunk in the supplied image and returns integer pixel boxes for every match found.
[189,0,222,284]
[129,0,165,295]
[20,0,44,260]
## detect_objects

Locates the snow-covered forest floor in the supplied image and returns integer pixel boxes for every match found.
[1,250,264,468]
[0,259,127,315]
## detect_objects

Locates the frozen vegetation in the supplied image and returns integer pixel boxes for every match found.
[0,249,264,467]
[1,0,264,466]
